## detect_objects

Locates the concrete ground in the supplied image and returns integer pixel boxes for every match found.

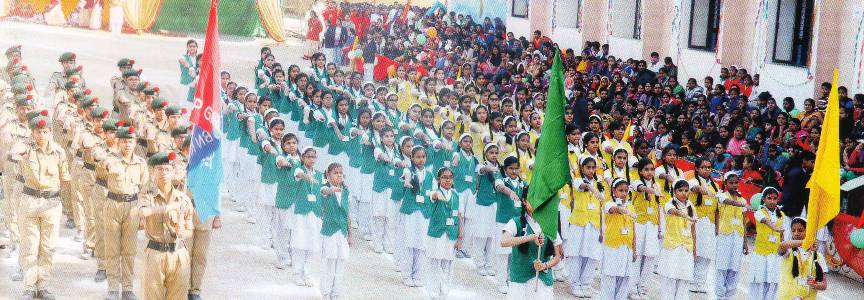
[0,21,861,299]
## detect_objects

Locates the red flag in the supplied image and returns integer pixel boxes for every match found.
[373,55,398,81]
[190,0,222,133]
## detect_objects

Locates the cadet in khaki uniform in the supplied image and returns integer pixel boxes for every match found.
[44,52,86,108]
[103,126,149,300]
[148,105,183,156]
[136,98,166,158]
[114,69,142,123]
[1,45,22,83]
[140,151,195,300]
[112,58,135,93]
[91,119,121,283]
[71,106,111,261]
[0,100,37,281]
[17,114,72,300]
[67,95,100,238]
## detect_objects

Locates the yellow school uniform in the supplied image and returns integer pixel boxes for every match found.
[568,178,603,228]
[632,179,662,226]
[717,192,746,236]
[604,202,635,250]
[689,176,720,223]
[779,249,820,300]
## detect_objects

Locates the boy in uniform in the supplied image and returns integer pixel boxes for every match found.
[112,58,135,93]
[0,98,36,281]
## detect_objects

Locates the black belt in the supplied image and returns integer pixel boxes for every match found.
[107,192,138,202]
[147,240,178,252]
[22,186,61,199]
[137,139,148,147]
[83,162,96,170]
[96,178,107,187]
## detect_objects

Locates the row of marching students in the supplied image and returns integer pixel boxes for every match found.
[216,50,828,300]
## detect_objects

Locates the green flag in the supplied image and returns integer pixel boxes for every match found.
[527,50,571,240]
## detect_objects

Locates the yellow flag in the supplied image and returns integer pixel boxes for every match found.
[803,69,841,250]
[622,121,634,143]
[351,36,360,52]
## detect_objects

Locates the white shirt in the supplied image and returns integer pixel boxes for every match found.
[503,215,563,247]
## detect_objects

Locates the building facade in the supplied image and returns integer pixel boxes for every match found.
[506,0,864,104]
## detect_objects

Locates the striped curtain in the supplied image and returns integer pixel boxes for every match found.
[123,0,163,31]
[255,0,285,42]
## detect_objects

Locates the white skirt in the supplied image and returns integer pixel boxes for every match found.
[458,190,473,216]
[468,202,496,239]
[322,232,350,259]
[694,217,716,259]
[601,245,635,277]
[715,233,744,271]
[425,235,456,260]
[372,190,392,217]
[507,278,554,300]
[400,210,428,249]
[495,222,511,255]
[635,222,661,257]
[258,183,277,206]
[657,246,694,280]
[747,253,780,284]
[564,223,602,260]
[291,213,322,251]
[558,203,571,243]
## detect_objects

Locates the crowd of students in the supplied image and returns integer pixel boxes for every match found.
[207,1,859,299]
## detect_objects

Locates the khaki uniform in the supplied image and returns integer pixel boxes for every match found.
[140,187,194,300]
[51,100,76,145]
[18,140,71,290]
[147,124,173,156]
[173,152,214,295]
[134,112,155,157]
[72,124,103,256]
[113,88,139,123]
[67,115,89,232]
[103,154,148,292]
[0,119,30,247]
[91,143,117,272]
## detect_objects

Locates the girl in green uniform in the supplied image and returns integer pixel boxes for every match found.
[326,96,351,159]
[398,146,433,287]
[257,117,284,249]
[346,109,373,240]
[300,90,322,139]
[237,93,259,220]
[429,121,456,172]
[425,167,463,300]
[319,163,351,300]
[255,54,275,96]
[311,92,336,149]
[371,127,400,254]
[413,108,439,148]
[493,156,526,293]
[274,133,300,270]
[471,144,501,277]
[290,147,323,287]
[451,134,477,258]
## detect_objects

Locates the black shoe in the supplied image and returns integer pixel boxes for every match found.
[105,291,120,300]
[18,290,36,300]
[94,269,107,282]
[37,290,55,300]
[188,294,203,300]
[65,219,76,229]
[121,291,139,300]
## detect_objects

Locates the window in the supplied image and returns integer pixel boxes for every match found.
[611,0,641,39]
[688,0,721,51]
[512,0,528,18]
[556,0,582,29]
[772,0,814,66]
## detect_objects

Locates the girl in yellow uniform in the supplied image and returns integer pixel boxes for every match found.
[748,187,784,300]
[687,158,720,293]
[599,178,637,300]
[655,146,683,201]
[564,156,604,298]
[629,158,663,299]
[714,172,749,300]
[514,132,534,182]
[603,148,632,199]
[469,105,490,159]
[658,179,697,300]
[778,218,827,300]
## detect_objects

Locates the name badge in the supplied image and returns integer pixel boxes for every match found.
[797,278,808,287]
[465,175,473,183]
[444,161,451,167]
[683,228,691,237]
[768,235,777,243]
[620,227,630,235]
[416,195,425,203]
[451,210,459,217]
[646,207,654,214]
[446,218,454,226]
[388,169,395,176]
[307,194,317,203]
[587,202,596,210]
[704,199,713,206]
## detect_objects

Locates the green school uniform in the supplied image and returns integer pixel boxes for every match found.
[358,130,377,174]
[327,112,352,156]
[430,139,457,172]
[259,137,281,185]
[320,184,350,236]
[389,151,407,202]
[224,101,244,141]
[372,145,398,193]
[452,150,478,193]
[496,177,524,224]
[310,66,332,89]
[399,167,434,219]
[238,112,258,152]
[269,88,289,115]
[288,87,304,122]
[255,67,273,96]
[275,154,301,209]
[294,166,323,217]
[300,104,316,137]
[311,107,333,148]
[347,124,366,168]
[508,217,556,286]
[427,188,460,240]
[476,163,502,206]
[180,54,196,86]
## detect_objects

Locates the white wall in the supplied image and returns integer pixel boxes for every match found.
[758,64,817,106]
[552,27,583,51]
[677,49,721,81]
[508,16,531,40]
[608,36,644,61]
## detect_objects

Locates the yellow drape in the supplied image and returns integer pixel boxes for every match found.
[18,0,50,13]
[60,0,76,17]
[255,0,285,42]
[122,0,162,31]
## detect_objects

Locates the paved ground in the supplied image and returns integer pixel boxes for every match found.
[1,21,861,299]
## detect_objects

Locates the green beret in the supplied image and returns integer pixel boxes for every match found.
[9,65,28,77]
[122,69,141,78]
[11,82,33,94]
[90,107,110,119]
[64,66,82,76]
[165,105,184,116]
[59,52,76,62]
[142,84,160,96]
[148,151,177,166]
[115,126,137,139]
[15,94,35,107]
[25,110,48,122]
[5,45,21,56]
[72,88,92,101]
[80,96,99,108]
[117,58,135,67]
[64,80,80,90]
[28,116,51,130]
[171,125,189,138]
[10,74,29,85]
[102,119,120,131]
[150,98,168,110]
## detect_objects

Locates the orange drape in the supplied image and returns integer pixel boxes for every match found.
[18,0,50,13]
[255,0,285,42]
[60,0,76,17]
[122,0,162,31]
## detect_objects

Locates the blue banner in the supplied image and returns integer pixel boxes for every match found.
[188,126,223,222]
